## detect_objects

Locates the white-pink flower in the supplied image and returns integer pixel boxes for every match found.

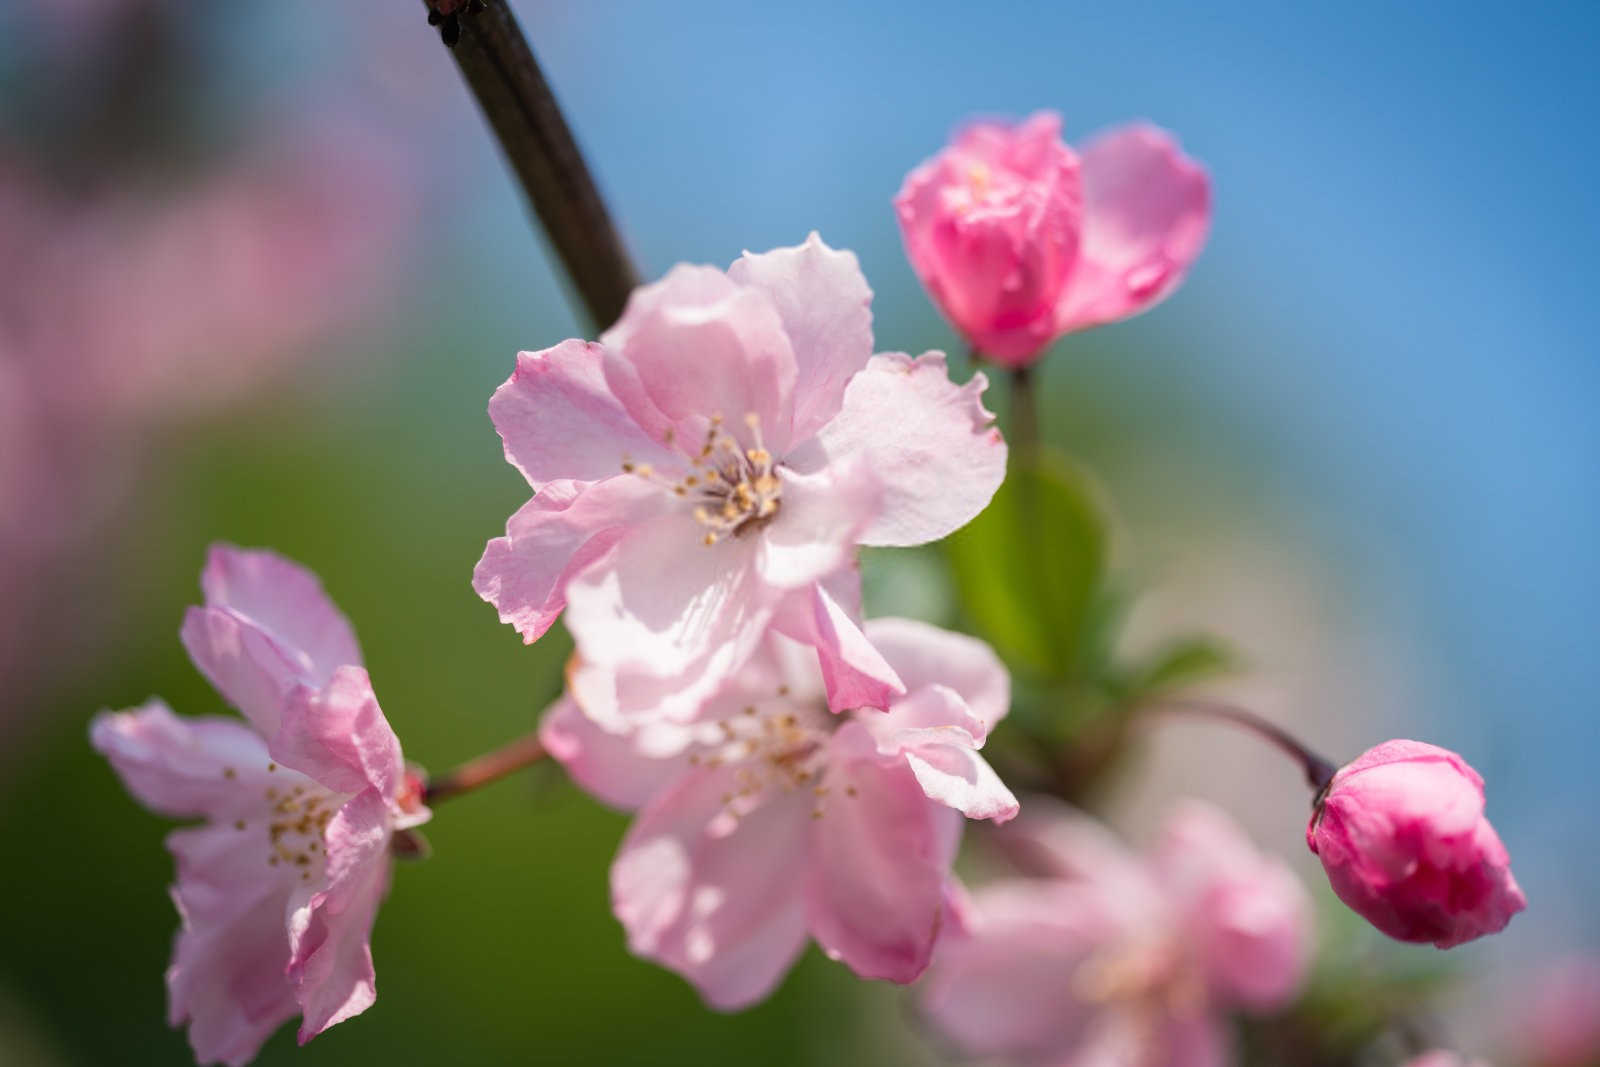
[91,546,427,1067]
[923,799,1312,1067]
[540,617,1018,1009]
[474,233,1006,725]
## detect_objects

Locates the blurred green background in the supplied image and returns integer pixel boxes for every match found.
[3,1,1596,1064]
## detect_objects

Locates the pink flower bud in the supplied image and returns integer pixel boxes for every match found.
[895,112,1209,367]
[1306,740,1525,948]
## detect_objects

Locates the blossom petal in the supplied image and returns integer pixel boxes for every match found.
[285,788,392,1043]
[903,740,1018,823]
[199,544,362,682]
[488,339,679,490]
[165,825,299,1067]
[921,880,1109,1058]
[562,512,775,722]
[182,545,362,736]
[90,700,277,820]
[271,666,410,804]
[1055,123,1210,333]
[726,233,873,443]
[612,766,811,1010]
[473,476,670,645]
[771,579,903,713]
[804,722,953,983]
[601,264,799,456]
[756,461,881,590]
[810,352,1005,546]
[867,616,1011,732]
[539,696,699,812]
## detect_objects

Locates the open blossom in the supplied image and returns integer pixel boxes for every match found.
[895,111,1209,367]
[923,799,1312,1067]
[1307,740,1525,949]
[91,546,427,1066]
[475,233,1006,725]
[540,617,1018,1008]
[1405,1054,1491,1067]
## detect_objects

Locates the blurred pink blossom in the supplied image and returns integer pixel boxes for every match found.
[1405,1053,1490,1067]
[541,617,1017,1009]
[1519,956,1600,1066]
[476,234,1006,725]
[91,546,428,1065]
[895,112,1209,367]
[1307,740,1525,949]
[922,798,1312,1067]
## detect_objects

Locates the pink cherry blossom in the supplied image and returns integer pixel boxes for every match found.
[91,545,427,1066]
[1520,956,1600,1067]
[1405,1053,1491,1067]
[895,111,1209,367]
[539,617,1018,1009]
[475,233,1006,725]
[1306,739,1526,949]
[922,798,1312,1067]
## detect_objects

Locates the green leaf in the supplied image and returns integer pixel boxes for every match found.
[1119,635,1237,700]
[943,451,1110,680]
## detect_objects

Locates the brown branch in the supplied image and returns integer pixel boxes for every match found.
[423,732,547,805]
[425,1,639,331]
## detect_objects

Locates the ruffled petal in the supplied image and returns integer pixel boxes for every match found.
[488,339,679,490]
[271,667,411,805]
[756,461,881,590]
[612,766,811,1010]
[562,513,776,724]
[165,825,299,1067]
[866,617,1011,732]
[902,740,1018,823]
[475,476,670,645]
[726,233,873,443]
[539,696,700,812]
[601,264,799,456]
[804,722,953,983]
[91,700,277,820]
[198,544,362,682]
[810,352,1005,546]
[284,788,392,1043]
[771,579,903,713]
[1055,123,1210,334]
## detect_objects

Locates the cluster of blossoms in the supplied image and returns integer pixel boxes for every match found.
[91,99,1529,1067]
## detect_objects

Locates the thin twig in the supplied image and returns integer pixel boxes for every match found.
[424,1,639,330]
[423,732,547,805]
[1145,696,1339,794]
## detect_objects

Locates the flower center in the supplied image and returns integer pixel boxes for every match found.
[689,692,855,819]
[623,412,782,545]
[235,761,339,884]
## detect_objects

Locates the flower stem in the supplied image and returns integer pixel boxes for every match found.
[1009,363,1040,470]
[423,732,547,805]
[1147,696,1338,794]
[422,0,638,330]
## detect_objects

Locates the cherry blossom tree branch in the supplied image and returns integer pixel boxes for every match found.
[1147,696,1339,794]
[424,0,638,330]
[423,731,547,804]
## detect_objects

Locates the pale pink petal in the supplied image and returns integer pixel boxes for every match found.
[488,339,679,490]
[270,667,409,804]
[810,352,1005,546]
[726,232,873,443]
[922,880,1113,1058]
[165,825,298,1067]
[995,797,1158,910]
[91,700,277,820]
[473,476,670,645]
[902,739,1018,823]
[563,514,775,721]
[771,580,903,713]
[285,788,392,1042]
[867,617,1011,732]
[756,461,881,589]
[600,264,799,456]
[539,696,699,812]
[1156,800,1312,1010]
[199,544,363,682]
[1055,123,1210,334]
[804,722,952,983]
[180,604,304,738]
[612,766,811,1010]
